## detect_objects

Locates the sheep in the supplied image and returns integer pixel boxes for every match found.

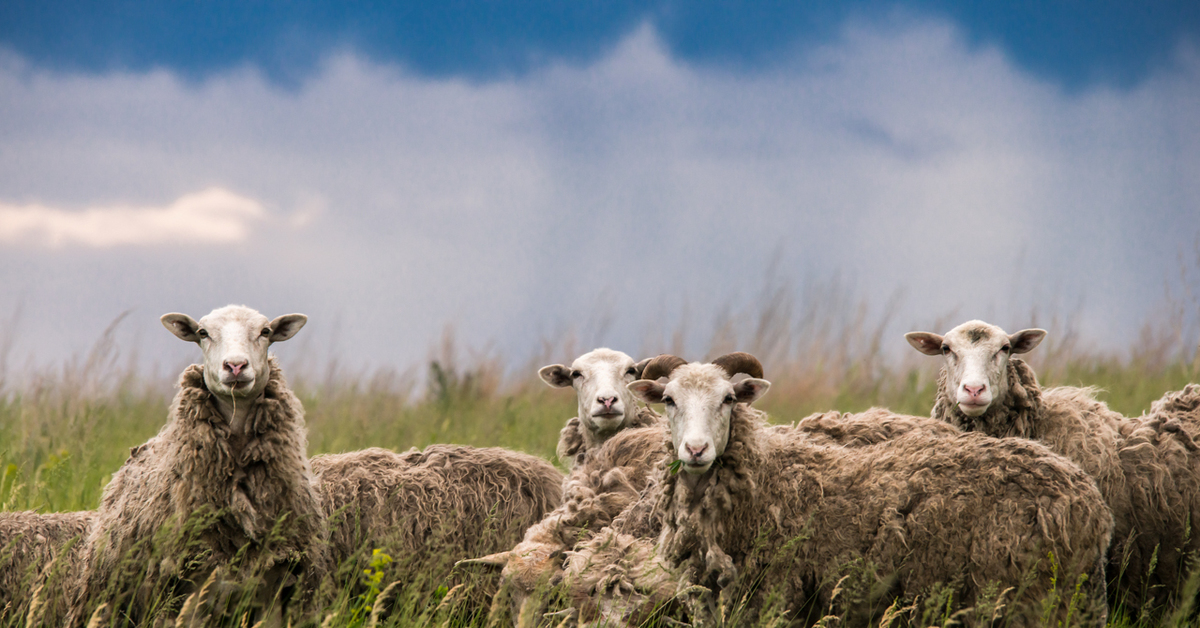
[551,407,959,628]
[455,424,669,624]
[570,352,1113,627]
[309,444,563,615]
[0,510,93,620]
[792,406,960,446]
[449,350,664,621]
[906,320,1200,616]
[539,348,660,467]
[65,305,329,626]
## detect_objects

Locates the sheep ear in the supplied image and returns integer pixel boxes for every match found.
[905,332,944,356]
[1008,329,1046,354]
[455,551,510,570]
[538,365,573,388]
[632,357,653,379]
[734,378,770,404]
[628,380,665,404]
[161,313,202,343]
[268,314,307,343]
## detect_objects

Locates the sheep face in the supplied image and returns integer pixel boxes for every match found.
[906,319,1045,417]
[629,364,768,474]
[540,349,649,440]
[161,305,307,402]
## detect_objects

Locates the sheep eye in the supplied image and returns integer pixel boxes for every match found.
[1000,344,1011,353]
[570,370,583,380]
[625,366,637,376]
[723,394,735,405]
[197,329,209,339]
[940,345,951,355]
[662,396,675,407]
[261,327,271,337]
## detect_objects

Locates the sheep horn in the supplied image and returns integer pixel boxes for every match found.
[632,357,653,379]
[640,354,688,381]
[454,551,510,570]
[711,352,764,379]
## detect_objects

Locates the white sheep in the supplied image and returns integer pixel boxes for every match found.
[567,352,1112,627]
[539,348,659,467]
[65,305,329,626]
[453,349,663,622]
[907,319,1200,616]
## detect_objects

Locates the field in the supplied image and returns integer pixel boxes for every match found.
[1,296,1198,626]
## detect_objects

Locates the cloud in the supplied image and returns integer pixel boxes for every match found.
[0,188,265,247]
[0,19,1196,372]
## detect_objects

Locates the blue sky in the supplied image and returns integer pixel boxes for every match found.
[3,1,1197,87]
[0,2,1198,379]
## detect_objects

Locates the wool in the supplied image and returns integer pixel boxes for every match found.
[794,406,960,446]
[556,406,662,468]
[589,405,1112,627]
[0,510,93,620]
[311,444,562,612]
[477,424,668,623]
[67,357,328,625]
[932,359,1200,614]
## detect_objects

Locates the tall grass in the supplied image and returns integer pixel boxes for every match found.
[0,268,1197,625]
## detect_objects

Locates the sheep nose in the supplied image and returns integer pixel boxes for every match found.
[224,360,247,377]
[963,384,986,398]
[685,443,708,459]
[598,396,617,409]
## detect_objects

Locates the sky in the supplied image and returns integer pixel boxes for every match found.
[0,1,1198,382]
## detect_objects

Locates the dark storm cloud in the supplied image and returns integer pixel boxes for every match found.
[0,1,1196,89]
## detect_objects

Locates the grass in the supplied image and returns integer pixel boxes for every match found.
[1,276,1198,625]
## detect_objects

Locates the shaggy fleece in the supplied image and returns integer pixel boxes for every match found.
[0,510,94,621]
[794,406,960,446]
[489,424,669,623]
[556,406,663,468]
[68,357,328,625]
[310,444,562,609]
[933,360,1200,615]
[596,404,1113,627]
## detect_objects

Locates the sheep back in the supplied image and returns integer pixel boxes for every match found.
[794,406,960,446]
[1106,382,1200,613]
[311,444,562,605]
[0,510,93,621]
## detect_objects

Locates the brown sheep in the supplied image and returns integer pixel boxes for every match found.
[572,352,1113,627]
[907,320,1200,616]
[66,306,329,626]
[311,444,563,616]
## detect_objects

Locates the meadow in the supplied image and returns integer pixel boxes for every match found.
[1,289,1198,626]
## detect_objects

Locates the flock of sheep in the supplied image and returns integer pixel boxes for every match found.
[2,305,1200,627]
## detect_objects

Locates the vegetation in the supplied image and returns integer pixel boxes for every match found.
[1,275,1197,625]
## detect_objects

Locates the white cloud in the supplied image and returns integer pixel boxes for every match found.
[0,188,264,247]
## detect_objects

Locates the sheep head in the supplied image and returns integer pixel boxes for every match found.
[628,352,769,475]
[906,320,1045,417]
[539,349,652,442]
[161,305,306,405]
